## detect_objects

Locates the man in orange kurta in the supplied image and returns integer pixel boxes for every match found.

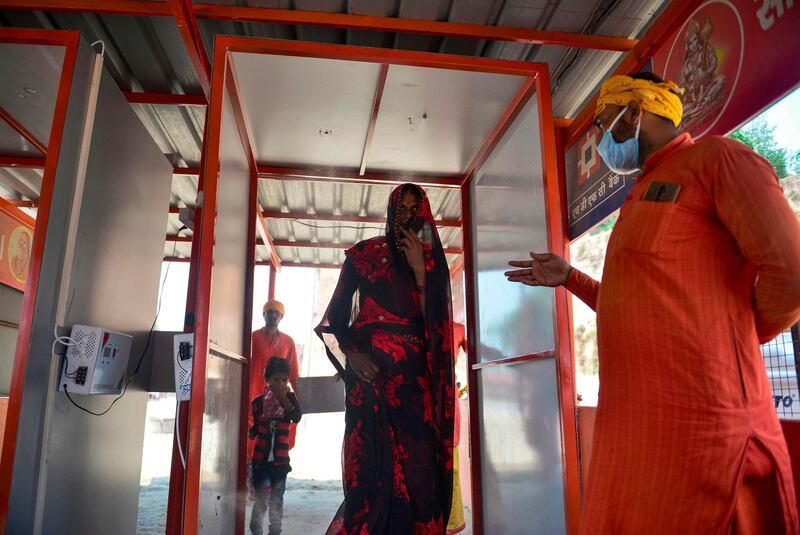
[507,73,800,533]
[249,300,299,457]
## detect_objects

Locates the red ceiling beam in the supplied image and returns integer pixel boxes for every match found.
[359,63,389,176]
[0,0,172,16]
[262,210,461,228]
[553,117,573,130]
[4,199,37,208]
[166,234,193,243]
[224,53,282,271]
[279,262,342,270]
[167,233,464,251]
[0,1,638,53]
[258,165,462,189]
[224,59,258,172]
[0,105,47,156]
[272,239,463,255]
[176,164,462,188]
[163,257,342,269]
[124,91,206,106]
[167,0,211,100]
[448,254,464,280]
[193,4,638,52]
[173,166,200,176]
[0,156,45,169]
[256,210,281,271]
[462,77,537,184]
[565,0,702,146]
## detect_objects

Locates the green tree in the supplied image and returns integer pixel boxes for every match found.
[731,117,800,179]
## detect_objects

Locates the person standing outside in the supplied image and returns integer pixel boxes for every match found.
[506,73,800,533]
[249,357,302,535]
[251,300,300,456]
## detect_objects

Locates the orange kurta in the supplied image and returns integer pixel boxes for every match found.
[568,134,800,533]
[249,329,299,457]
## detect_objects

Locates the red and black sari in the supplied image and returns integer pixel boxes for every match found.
[316,183,455,535]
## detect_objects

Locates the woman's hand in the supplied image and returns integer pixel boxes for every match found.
[505,252,572,287]
[399,227,425,278]
[347,351,380,383]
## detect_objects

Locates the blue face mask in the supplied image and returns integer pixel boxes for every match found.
[597,107,641,175]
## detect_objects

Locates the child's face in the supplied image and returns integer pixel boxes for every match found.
[267,372,289,391]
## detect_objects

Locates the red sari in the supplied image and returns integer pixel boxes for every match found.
[317,184,455,535]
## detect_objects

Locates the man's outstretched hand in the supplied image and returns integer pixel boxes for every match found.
[505,252,572,287]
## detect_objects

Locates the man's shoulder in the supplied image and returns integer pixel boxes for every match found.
[694,135,756,158]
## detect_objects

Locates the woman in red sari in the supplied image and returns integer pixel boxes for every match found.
[316,183,455,535]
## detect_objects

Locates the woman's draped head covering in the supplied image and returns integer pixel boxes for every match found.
[596,75,685,127]
[385,183,440,254]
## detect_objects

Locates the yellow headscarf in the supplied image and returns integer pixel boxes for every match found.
[595,75,685,127]
[263,299,285,316]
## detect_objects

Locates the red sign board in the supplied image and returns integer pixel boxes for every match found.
[652,0,800,139]
[0,199,34,292]
[566,0,800,239]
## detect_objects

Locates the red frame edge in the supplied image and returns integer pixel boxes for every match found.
[537,69,582,534]
[180,38,229,535]
[0,28,81,534]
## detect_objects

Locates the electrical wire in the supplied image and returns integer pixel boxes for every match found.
[287,219,385,232]
[53,325,83,377]
[552,0,624,92]
[175,398,186,469]
[61,226,188,416]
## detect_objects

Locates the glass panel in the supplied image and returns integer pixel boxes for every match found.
[471,95,554,362]
[479,358,566,534]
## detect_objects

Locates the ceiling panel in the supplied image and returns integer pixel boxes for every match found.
[0,42,63,149]
[232,51,381,168]
[366,65,527,174]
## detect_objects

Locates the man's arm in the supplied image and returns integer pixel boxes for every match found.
[506,252,600,311]
[712,140,800,342]
[565,268,600,312]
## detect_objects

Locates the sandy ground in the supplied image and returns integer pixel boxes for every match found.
[139,477,471,534]
[138,476,344,534]
[138,397,472,534]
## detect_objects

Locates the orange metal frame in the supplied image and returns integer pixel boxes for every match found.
[0,105,47,156]
[1,0,637,53]
[186,34,581,535]
[0,27,81,534]
[0,3,711,534]
[458,62,581,534]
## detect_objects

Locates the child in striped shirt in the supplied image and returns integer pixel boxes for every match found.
[249,357,302,535]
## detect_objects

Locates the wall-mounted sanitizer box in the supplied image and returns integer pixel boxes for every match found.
[58,325,133,395]
[173,333,193,401]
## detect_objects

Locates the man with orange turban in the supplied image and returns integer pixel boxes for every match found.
[507,72,800,533]
[250,299,299,456]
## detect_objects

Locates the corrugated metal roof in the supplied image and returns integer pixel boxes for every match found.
[0,0,670,267]
[258,179,462,265]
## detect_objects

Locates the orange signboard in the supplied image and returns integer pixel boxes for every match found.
[0,199,34,292]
